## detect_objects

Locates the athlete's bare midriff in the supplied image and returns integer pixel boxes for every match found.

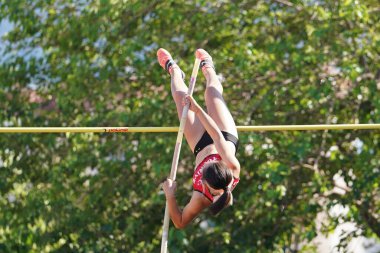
[194,144,218,168]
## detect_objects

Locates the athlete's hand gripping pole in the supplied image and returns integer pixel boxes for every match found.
[161,57,201,253]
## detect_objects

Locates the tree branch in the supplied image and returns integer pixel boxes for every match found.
[358,201,380,237]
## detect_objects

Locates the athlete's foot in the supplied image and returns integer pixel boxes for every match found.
[157,48,185,78]
[195,48,215,72]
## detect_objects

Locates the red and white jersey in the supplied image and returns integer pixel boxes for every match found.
[193,154,239,202]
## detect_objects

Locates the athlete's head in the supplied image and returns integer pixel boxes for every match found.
[202,161,233,215]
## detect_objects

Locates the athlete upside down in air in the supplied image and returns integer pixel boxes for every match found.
[158,48,240,229]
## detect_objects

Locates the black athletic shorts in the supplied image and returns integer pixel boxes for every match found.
[193,131,239,157]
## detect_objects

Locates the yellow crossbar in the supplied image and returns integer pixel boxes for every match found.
[0,124,379,133]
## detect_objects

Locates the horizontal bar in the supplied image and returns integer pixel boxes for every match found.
[0,124,379,133]
[237,124,380,131]
[0,127,178,133]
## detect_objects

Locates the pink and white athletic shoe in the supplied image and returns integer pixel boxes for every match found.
[195,48,215,71]
[157,48,184,78]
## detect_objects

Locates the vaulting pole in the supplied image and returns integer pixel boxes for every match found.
[0,124,379,133]
[160,57,201,253]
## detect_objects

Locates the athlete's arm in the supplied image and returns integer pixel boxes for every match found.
[185,95,240,175]
[162,179,209,229]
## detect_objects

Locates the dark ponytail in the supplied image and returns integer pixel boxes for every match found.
[203,161,233,216]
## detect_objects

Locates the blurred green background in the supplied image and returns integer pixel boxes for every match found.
[0,0,379,252]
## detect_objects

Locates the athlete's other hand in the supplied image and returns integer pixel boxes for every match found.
[183,95,201,114]
[162,178,177,198]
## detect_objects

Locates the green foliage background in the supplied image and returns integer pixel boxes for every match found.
[0,0,379,252]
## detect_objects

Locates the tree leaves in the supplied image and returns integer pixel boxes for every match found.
[0,0,379,252]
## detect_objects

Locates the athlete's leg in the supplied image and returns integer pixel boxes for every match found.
[157,48,205,151]
[196,49,238,138]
